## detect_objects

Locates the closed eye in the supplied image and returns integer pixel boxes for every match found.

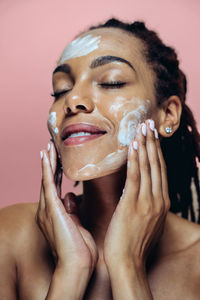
[100,81,126,89]
[51,81,126,99]
[51,89,70,100]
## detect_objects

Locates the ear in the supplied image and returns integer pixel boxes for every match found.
[157,95,182,137]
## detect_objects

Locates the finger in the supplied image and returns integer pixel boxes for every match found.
[41,150,58,206]
[155,134,170,211]
[136,123,152,198]
[55,168,62,199]
[36,152,47,225]
[63,193,81,226]
[145,120,162,203]
[48,141,63,197]
[38,150,48,212]
[39,184,46,211]
[123,140,140,202]
[48,141,57,174]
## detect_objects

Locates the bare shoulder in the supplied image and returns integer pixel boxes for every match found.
[0,202,41,255]
[0,203,42,298]
[0,202,38,231]
[162,212,200,259]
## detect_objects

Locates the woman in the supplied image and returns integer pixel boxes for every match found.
[1,18,200,299]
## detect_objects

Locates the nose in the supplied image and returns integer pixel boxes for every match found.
[64,85,95,115]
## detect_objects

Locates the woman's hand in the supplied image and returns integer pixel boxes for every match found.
[36,141,98,299]
[103,120,170,299]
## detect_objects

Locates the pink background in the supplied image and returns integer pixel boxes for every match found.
[0,0,200,208]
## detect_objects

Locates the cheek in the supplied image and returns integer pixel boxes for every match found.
[107,97,151,146]
[47,111,60,137]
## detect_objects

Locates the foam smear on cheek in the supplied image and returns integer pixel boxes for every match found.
[59,34,101,64]
[118,101,151,146]
[74,149,127,177]
[48,112,59,135]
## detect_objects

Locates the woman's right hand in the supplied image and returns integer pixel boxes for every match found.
[36,141,98,299]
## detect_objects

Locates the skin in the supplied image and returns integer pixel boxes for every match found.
[1,27,200,299]
[49,28,156,181]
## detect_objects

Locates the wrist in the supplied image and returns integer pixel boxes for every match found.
[46,265,91,300]
[107,259,152,300]
[106,255,145,274]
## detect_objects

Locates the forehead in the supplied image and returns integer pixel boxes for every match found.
[58,27,147,67]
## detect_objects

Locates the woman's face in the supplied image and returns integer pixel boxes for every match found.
[48,27,158,180]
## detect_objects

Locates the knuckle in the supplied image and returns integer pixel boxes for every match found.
[150,155,161,169]
[140,139,146,147]
[45,206,53,219]
[36,210,45,224]
[36,215,46,232]
[153,205,164,217]
[141,160,150,173]
[154,192,163,202]
[43,175,54,188]
[130,170,140,182]
[165,198,171,211]
[139,201,153,216]
[43,177,50,187]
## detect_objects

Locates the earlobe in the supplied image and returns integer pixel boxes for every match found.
[157,95,182,138]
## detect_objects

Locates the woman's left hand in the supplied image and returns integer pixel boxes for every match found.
[103,120,170,278]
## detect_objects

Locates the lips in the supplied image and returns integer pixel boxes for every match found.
[61,123,107,146]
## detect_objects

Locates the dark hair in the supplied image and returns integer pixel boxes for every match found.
[88,18,200,223]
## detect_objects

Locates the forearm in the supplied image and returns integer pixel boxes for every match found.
[46,266,90,300]
[108,261,153,300]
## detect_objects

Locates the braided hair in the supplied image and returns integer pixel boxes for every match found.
[89,18,200,223]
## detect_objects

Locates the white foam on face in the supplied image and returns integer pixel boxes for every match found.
[80,72,88,81]
[75,149,126,177]
[59,34,101,64]
[118,100,151,146]
[65,98,151,179]
[109,96,127,115]
[54,127,59,134]
[72,95,79,100]
[48,112,59,135]
[48,112,56,127]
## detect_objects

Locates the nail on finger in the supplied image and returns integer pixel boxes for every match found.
[142,123,147,136]
[148,119,155,131]
[154,128,159,139]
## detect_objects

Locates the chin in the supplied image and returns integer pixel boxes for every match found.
[63,165,124,181]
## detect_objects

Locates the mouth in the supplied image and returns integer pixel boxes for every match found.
[61,123,107,146]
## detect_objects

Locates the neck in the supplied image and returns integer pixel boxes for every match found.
[79,167,126,249]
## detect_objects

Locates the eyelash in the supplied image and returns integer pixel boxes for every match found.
[51,81,126,100]
[99,81,126,89]
[51,89,70,100]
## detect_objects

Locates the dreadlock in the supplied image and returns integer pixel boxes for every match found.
[89,18,200,223]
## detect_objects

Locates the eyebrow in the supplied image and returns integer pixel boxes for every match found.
[52,55,135,75]
[90,55,135,71]
[53,64,71,75]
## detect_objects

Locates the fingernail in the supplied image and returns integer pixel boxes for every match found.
[141,123,147,136]
[129,143,133,155]
[154,128,159,139]
[43,151,48,162]
[40,151,43,159]
[148,119,155,131]
[133,141,138,150]
[47,142,50,151]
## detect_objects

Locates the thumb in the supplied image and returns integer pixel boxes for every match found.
[63,192,81,225]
